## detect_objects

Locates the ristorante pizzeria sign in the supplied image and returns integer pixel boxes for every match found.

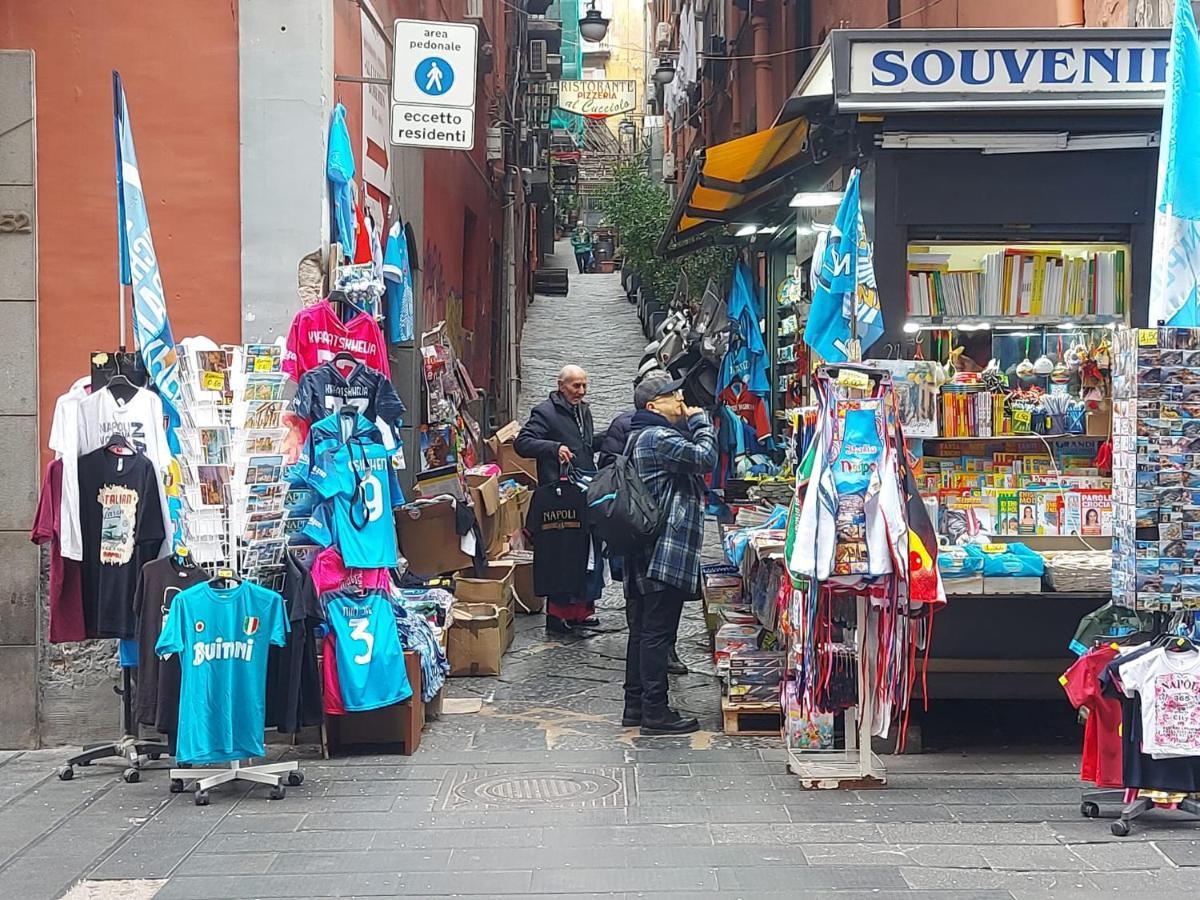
[830,28,1169,110]
[557,80,638,117]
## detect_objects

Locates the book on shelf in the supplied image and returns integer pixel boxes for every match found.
[906,246,1126,320]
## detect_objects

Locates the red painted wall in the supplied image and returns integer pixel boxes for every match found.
[334,0,508,391]
[1,2,243,457]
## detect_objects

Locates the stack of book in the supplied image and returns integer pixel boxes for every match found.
[907,246,1127,319]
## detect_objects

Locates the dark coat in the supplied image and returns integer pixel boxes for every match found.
[597,409,635,470]
[514,392,596,485]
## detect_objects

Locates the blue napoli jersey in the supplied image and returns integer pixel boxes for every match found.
[298,413,404,568]
[321,588,410,711]
[155,581,288,764]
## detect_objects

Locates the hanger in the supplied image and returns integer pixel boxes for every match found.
[208,567,240,590]
[104,432,137,455]
[328,289,364,321]
[331,350,358,374]
[105,372,139,404]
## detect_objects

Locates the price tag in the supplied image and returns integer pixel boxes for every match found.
[1012,408,1032,432]
[202,371,225,391]
[982,543,1007,554]
[253,356,273,372]
[1138,329,1158,347]
[836,369,871,391]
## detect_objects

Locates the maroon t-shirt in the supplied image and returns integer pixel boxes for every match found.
[31,459,87,643]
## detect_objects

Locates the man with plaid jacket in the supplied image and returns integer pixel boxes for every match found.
[622,374,717,735]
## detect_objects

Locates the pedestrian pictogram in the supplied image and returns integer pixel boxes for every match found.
[416,57,454,96]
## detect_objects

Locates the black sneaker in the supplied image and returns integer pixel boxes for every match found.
[546,615,576,636]
[667,648,689,676]
[620,709,642,727]
[641,713,700,736]
[580,616,600,627]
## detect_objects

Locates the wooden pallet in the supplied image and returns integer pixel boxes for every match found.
[721,698,782,736]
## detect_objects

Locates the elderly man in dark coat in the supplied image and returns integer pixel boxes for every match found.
[515,365,602,635]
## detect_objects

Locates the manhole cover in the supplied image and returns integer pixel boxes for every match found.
[441,767,629,810]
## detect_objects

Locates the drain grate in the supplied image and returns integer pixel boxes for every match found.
[441,767,629,810]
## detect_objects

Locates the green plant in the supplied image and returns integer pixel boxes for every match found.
[598,162,734,301]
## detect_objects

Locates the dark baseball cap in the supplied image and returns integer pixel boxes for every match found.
[634,374,685,410]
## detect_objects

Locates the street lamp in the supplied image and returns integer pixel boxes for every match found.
[653,56,676,86]
[579,1,610,42]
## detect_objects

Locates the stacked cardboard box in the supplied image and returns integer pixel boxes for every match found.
[1111,326,1200,611]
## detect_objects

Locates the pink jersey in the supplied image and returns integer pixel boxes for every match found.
[310,547,391,596]
[283,299,389,381]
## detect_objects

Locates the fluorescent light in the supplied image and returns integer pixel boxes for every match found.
[878,131,1159,155]
[790,191,843,208]
[735,224,758,237]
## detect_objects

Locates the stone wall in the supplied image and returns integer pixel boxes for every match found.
[0,50,41,747]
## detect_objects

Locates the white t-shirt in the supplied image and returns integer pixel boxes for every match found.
[1120,647,1200,757]
[69,387,172,560]
[48,377,92,560]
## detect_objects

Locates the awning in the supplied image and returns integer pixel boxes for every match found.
[657,117,811,257]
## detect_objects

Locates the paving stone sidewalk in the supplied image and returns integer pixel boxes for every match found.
[6,245,1199,898]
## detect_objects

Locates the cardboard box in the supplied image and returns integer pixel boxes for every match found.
[455,560,516,610]
[502,554,545,614]
[325,650,425,755]
[447,602,514,677]
[467,472,533,559]
[487,421,538,480]
[396,498,473,577]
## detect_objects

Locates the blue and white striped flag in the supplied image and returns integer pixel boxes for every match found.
[1148,0,1200,328]
[803,168,884,362]
[114,71,181,452]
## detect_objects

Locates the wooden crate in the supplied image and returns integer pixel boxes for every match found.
[721,698,782,736]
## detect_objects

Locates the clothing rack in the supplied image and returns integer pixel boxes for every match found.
[169,758,302,806]
[57,667,168,784]
[1077,611,1200,835]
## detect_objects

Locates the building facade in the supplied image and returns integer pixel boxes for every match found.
[0,0,542,746]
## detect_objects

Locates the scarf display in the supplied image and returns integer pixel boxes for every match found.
[784,365,945,749]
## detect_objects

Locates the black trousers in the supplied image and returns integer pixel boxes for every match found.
[623,579,687,722]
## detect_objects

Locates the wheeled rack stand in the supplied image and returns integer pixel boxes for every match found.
[58,668,168,784]
[169,758,304,806]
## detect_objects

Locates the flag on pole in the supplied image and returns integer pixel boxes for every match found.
[803,168,884,362]
[113,71,181,452]
[1148,0,1200,328]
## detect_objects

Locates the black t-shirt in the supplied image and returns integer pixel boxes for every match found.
[134,557,203,732]
[526,481,590,597]
[292,362,406,435]
[78,448,166,640]
[266,552,324,734]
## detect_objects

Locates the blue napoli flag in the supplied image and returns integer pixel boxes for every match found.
[1148,0,1200,328]
[803,168,884,362]
[113,71,181,452]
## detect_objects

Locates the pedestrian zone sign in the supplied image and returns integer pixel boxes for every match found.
[391,18,478,150]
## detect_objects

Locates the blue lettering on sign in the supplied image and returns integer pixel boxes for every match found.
[912,49,954,86]
[415,57,454,96]
[871,50,906,87]
[864,44,1168,92]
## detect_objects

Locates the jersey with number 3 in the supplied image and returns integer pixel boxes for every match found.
[321,589,411,711]
[299,413,403,567]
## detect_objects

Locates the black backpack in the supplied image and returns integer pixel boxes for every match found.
[586,430,666,557]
